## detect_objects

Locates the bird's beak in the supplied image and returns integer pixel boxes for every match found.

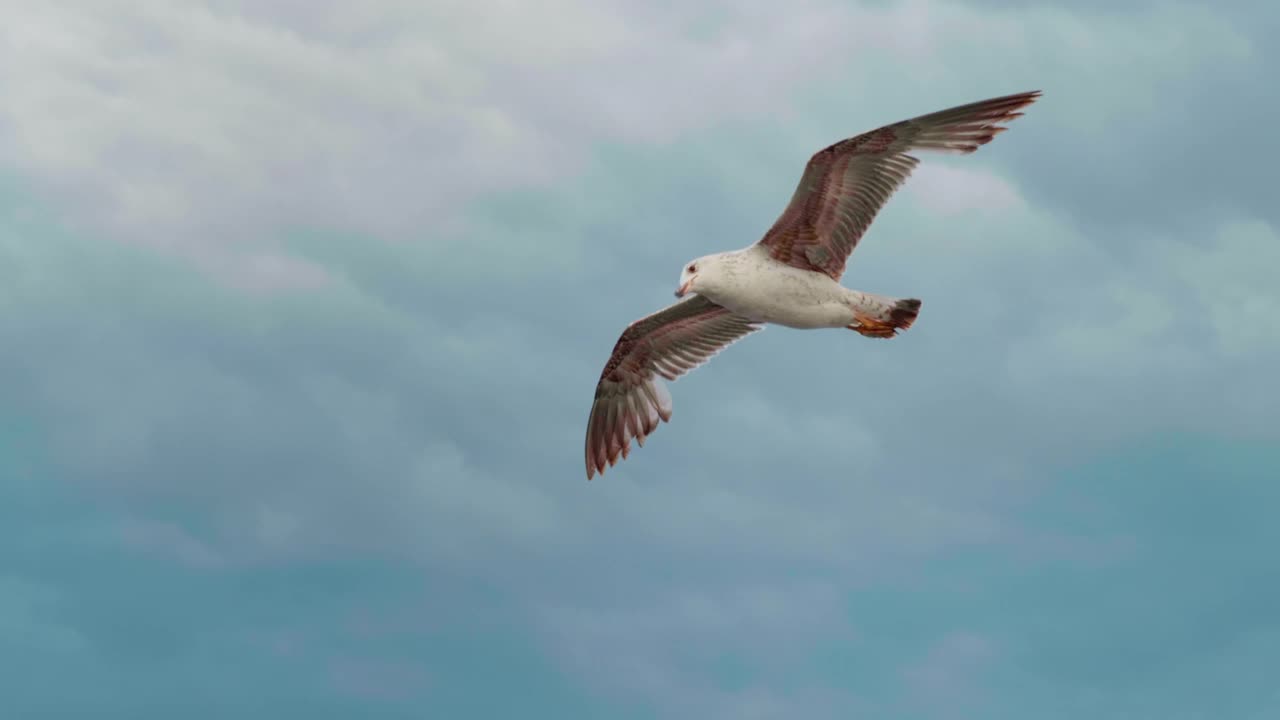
[674,280,691,298]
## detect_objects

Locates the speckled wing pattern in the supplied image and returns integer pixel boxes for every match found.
[585,295,763,479]
[757,90,1041,281]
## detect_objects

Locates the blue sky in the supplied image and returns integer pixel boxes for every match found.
[2,1,1278,718]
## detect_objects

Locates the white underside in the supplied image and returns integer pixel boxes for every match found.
[695,245,885,329]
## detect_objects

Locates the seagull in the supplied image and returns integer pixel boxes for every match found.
[584,90,1041,479]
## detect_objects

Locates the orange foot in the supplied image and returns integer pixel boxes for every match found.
[846,299,921,339]
[846,317,901,338]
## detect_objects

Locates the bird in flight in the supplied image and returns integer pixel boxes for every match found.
[584,90,1041,479]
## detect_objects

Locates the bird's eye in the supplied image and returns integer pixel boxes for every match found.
[688,264,697,273]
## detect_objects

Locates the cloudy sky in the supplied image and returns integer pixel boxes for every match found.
[2,1,1278,717]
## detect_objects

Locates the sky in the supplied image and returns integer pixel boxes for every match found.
[1,1,1278,718]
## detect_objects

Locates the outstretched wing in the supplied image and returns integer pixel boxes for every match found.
[585,294,762,479]
[757,90,1041,280]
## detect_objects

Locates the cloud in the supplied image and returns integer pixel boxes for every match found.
[328,656,433,701]
[2,1,1280,718]
[7,0,1254,287]
[117,518,227,569]
[0,0,953,286]
[902,631,998,716]
[1169,218,1280,356]
[540,580,860,718]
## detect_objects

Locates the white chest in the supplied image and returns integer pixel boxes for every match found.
[702,249,854,329]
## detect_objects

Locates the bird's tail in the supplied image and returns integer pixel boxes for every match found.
[846,294,921,339]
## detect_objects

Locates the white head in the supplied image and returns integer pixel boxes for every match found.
[674,253,724,298]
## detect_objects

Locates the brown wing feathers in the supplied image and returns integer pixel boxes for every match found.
[759,90,1041,279]
[893,90,1041,153]
[585,296,761,479]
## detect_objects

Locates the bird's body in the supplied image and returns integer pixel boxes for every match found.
[584,90,1042,478]
[677,245,912,331]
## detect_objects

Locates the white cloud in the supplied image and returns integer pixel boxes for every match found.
[907,165,1024,216]
[4,0,1268,578]
[3,0,1247,290]
[1169,218,1280,356]
[0,0,940,282]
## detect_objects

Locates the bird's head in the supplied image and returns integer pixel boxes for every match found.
[674,254,722,298]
